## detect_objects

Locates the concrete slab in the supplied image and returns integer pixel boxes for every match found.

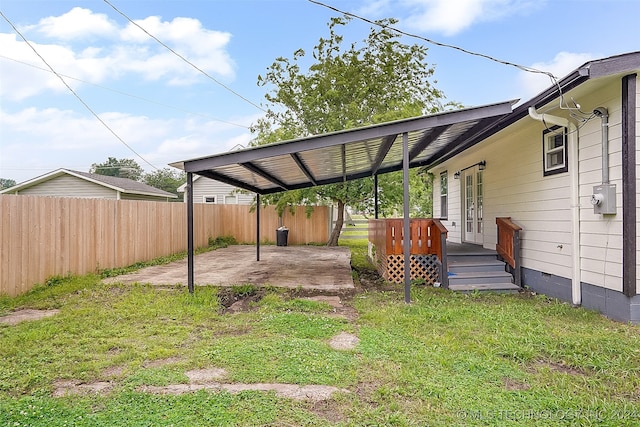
[103,245,355,291]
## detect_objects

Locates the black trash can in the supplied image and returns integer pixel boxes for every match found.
[276,226,289,246]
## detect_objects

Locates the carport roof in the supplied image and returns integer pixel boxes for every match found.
[169,100,516,195]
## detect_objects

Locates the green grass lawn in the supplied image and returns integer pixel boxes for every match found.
[0,241,639,426]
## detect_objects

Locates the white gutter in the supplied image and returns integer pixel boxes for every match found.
[528,107,581,306]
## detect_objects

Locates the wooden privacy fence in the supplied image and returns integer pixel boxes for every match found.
[0,195,329,296]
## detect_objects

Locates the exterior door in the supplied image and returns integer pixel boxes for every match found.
[463,166,484,244]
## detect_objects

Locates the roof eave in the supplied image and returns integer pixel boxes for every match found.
[425,51,640,170]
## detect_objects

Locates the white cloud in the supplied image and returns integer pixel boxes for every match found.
[0,106,255,182]
[362,0,544,36]
[33,7,118,40]
[0,8,235,100]
[121,15,235,81]
[517,51,596,99]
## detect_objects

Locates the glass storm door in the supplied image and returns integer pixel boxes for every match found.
[463,166,484,244]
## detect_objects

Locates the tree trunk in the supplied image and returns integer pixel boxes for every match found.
[327,200,345,246]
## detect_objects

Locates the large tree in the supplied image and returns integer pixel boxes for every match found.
[252,16,447,245]
[90,157,144,181]
[142,168,186,201]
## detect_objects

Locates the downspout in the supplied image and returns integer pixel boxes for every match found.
[528,107,581,306]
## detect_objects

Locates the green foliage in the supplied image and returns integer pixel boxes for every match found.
[0,178,16,190]
[252,16,446,242]
[230,284,257,298]
[142,167,186,200]
[90,157,144,181]
[207,235,237,248]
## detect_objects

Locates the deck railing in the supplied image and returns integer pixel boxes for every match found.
[368,218,448,286]
[496,217,522,287]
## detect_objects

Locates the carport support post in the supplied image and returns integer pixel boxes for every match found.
[402,132,411,304]
[374,174,379,219]
[187,172,194,294]
[256,193,260,261]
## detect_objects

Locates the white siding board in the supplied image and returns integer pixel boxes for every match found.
[191,177,254,205]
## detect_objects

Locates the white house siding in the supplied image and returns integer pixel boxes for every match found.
[432,119,578,282]
[576,80,624,292]
[190,178,254,205]
[16,175,116,199]
[433,79,635,296]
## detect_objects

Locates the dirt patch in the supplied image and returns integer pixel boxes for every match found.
[529,360,586,376]
[303,295,360,321]
[139,383,349,401]
[53,380,113,397]
[55,365,348,402]
[143,356,183,368]
[503,377,531,391]
[185,368,228,384]
[308,399,347,423]
[329,332,360,351]
[219,287,266,314]
[0,309,60,325]
[102,365,127,379]
[354,266,390,291]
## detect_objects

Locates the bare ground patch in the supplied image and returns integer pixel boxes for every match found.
[53,380,114,398]
[139,383,349,401]
[0,309,60,325]
[307,399,348,423]
[528,359,587,376]
[143,356,183,368]
[54,367,349,402]
[503,377,531,391]
[329,332,360,351]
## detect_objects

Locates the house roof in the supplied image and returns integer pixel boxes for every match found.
[170,51,639,195]
[424,50,640,170]
[170,100,517,195]
[1,168,177,198]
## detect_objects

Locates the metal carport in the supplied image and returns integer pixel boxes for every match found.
[170,100,516,302]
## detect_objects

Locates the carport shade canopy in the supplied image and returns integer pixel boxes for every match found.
[169,100,516,301]
[170,101,516,194]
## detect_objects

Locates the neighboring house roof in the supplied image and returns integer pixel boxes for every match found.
[0,168,177,198]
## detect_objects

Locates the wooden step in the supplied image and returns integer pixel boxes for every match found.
[448,260,506,274]
[448,271,513,285]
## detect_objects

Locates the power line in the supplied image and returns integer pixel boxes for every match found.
[0,10,159,171]
[103,0,268,114]
[307,0,561,89]
[0,55,251,129]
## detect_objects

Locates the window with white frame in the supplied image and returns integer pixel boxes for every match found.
[440,171,448,219]
[224,195,237,204]
[543,126,568,176]
[203,195,217,204]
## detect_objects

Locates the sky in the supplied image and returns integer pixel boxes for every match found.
[1,0,639,184]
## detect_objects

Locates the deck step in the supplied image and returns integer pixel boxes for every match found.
[448,271,513,285]
[448,254,499,263]
[448,260,506,274]
[448,283,521,293]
